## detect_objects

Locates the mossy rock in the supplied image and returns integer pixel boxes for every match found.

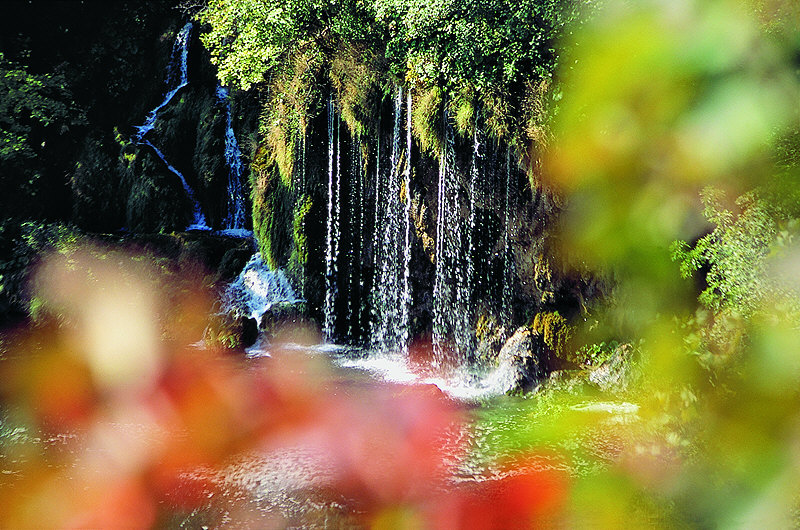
[120,144,191,232]
[215,246,254,283]
[259,302,316,344]
[205,310,257,351]
[530,311,573,368]
[474,311,509,366]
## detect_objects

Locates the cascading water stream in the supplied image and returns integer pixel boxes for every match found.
[401,89,413,348]
[216,86,247,231]
[347,133,358,338]
[371,88,410,352]
[142,140,208,230]
[135,23,191,141]
[502,148,515,322]
[133,22,209,231]
[466,112,480,318]
[323,97,340,340]
[433,110,474,364]
[223,254,302,324]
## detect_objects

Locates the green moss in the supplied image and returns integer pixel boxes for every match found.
[450,85,476,136]
[532,311,573,360]
[330,44,383,138]
[261,48,325,188]
[479,88,512,143]
[250,148,293,269]
[411,85,444,156]
[289,193,313,283]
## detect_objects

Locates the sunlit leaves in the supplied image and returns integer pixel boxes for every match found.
[199,0,378,90]
[0,54,84,162]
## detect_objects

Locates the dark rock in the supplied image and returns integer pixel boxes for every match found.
[259,302,313,343]
[216,246,255,282]
[241,317,258,348]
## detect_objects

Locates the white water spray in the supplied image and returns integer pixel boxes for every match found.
[223,255,302,323]
[323,97,340,340]
[432,110,474,364]
[371,87,411,352]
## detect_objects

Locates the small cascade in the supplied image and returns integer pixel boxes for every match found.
[216,86,247,231]
[347,133,358,338]
[223,254,302,323]
[133,22,209,231]
[323,97,340,340]
[401,89,413,346]
[501,148,516,323]
[471,116,491,307]
[142,140,208,230]
[465,112,480,318]
[358,137,368,340]
[135,22,192,140]
[371,88,410,352]
[371,114,384,281]
[433,110,474,364]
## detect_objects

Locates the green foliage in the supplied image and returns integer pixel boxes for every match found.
[198,0,379,91]
[376,0,580,90]
[574,340,618,367]
[198,0,585,157]
[450,85,475,135]
[544,1,800,525]
[0,55,84,162]
[0,54,86,220]
[330,45,383,137]
[261,48,325,187]
[672,188,783,315]
[0,222,80,323]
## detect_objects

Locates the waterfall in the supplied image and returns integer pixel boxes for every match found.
[223,254,302,323]
[347,133,358,338]
[142,140,208,230]
[323,97,340,340]
[466,112,480,320]
[401,89,413,348]
[433,110,474,364]
[135,22,192,140]
[216,86,247,231]
[371,88,410,352]
[133,22,209,231]
[502,148,515,323]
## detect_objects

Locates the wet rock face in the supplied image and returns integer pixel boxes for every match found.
[496,326,547,394]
